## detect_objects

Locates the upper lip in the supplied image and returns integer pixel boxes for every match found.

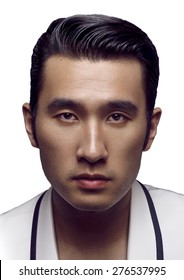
[72,174,111,181]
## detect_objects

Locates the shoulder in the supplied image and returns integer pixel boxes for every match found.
[0,193,43,224]
[0,192,45,259]
[145,184,184,208]
[144,184,184,222]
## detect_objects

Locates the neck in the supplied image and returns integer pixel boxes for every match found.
[52,188,131,260]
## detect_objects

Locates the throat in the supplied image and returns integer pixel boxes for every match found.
[52,188,131,260]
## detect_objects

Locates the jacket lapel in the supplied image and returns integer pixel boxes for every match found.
[127,181,156,259]
[36,188,58,259]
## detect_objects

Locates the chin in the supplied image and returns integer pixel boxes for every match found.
[69,199,118,212]
[53,187,126,213]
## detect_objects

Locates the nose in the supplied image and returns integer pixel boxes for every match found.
[76,121,108,164]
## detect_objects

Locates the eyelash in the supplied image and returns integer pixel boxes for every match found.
[56,112,129,123]
[57,112,78,121]
[107,113,128,123]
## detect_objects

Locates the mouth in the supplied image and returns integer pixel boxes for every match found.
[72,174,111,190]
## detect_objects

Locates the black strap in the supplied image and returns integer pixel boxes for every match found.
[30,191,47,260]
[139,182,164,260]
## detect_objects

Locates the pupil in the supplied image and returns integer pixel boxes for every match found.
[64,113,72,119]
[113,114,121,120]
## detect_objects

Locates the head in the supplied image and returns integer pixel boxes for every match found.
[23,14,161,212]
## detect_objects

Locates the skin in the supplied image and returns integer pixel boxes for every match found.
[23,57,161,259]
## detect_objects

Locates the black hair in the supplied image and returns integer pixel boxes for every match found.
[30,14,159,145]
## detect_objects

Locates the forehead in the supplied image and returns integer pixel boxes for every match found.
[39,56,145,107]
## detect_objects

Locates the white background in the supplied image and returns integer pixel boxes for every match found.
[0,0,184,213]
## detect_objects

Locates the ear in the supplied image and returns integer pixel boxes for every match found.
[22,103,39,148]
[144,107,162,151]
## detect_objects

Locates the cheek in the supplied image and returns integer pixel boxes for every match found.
[36,125,78,178]
[111,125,146,155]
[110,126,146,173]
[36,121,77,153]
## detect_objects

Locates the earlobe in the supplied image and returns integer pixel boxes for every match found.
[22,103,39,148]
[144,107,162,151]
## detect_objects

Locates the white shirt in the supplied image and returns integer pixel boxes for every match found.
[0,181,184,259]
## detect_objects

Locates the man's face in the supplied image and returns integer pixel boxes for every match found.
[24,57,160,211]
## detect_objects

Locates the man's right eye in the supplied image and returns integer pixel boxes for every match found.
[57,112,78,122]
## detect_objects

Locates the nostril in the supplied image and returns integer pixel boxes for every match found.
[78,156,107,165]
[76,143,108,164]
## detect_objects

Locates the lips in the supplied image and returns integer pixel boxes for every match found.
[72,174,111,190]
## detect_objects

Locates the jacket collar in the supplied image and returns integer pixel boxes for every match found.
[127,181,156,259]
[36,188,58,259]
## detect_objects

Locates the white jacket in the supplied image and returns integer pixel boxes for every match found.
[0,181,184,260]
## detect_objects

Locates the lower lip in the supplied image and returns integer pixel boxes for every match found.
[75,179,109,190]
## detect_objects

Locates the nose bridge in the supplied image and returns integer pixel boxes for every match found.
[87,119,100,153]
[77,119,108,162]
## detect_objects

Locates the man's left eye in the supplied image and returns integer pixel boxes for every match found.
[107,113,127,122]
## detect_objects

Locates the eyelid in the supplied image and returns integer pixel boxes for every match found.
[56,112,79,121]
[107,112,130,122]
[54,110,130,123]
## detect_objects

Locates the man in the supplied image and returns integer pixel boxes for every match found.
[0,14,184,260]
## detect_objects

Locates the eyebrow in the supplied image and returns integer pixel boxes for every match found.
[47,98,138,116]
[47,98,80,112]
[104,100,138,115]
